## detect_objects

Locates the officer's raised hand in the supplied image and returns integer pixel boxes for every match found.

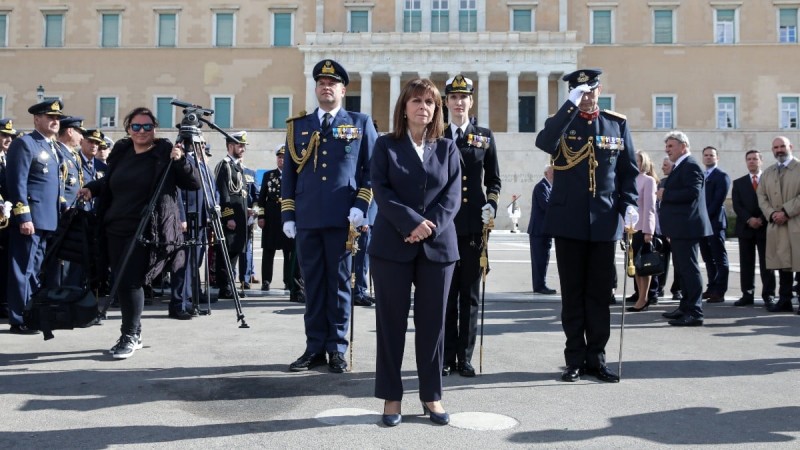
[480,203,495,224]
[347,207,365,228]
[283,220,296,239]
[568,84,592,106]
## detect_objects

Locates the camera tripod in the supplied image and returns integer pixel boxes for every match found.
[172,99,249,328]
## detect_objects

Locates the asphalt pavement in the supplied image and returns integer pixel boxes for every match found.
[1,231,799,449]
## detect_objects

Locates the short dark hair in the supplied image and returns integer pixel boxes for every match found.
[702,146,718,155]
[123,107,159,133]
[745,149,761,159]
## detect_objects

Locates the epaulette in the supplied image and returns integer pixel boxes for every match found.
[602,109,627,120]
[285,110,307,123]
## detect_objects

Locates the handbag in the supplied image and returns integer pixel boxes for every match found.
[24,287,99,341]
[634,243,665,277]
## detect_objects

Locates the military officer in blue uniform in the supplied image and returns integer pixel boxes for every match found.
[441,74,501,378]
[282,59,377,373]
[535,69,639,383]
[79,130,109,184]
[214,131,250,299]
[6,100,66,334]
[0,118,18,319]
[56,116,86,210]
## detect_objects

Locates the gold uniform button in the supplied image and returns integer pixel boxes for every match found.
[462,187,467,191]
[322,176,327,181]
[462,176,467,181]
[322,163,327,168]
[462,198,468,203]
[322,151,328,155]
[322,138,327,143]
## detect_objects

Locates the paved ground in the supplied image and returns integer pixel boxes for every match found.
[1,232,799,449]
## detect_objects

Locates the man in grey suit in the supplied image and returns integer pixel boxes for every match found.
[657,131,713,326]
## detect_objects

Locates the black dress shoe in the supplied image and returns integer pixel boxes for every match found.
[733,296,754,306]
[534,287,557,295]
[626,304,649,312]
[242,282,251,290]
[328,351,348,373]
[767,297,794,313]
[442,362,455,376]
[560,365,581,382]
[217,289,234,300]
[662,308,684,319]
[672,292,683,300]
[459,362,476,377]
[261,282,271,291]
[668,315,704,326]
[583,364,620,383]
[288,351,326,372]
[647,295,659,305]
[421,402,450,425]
[763,296,776,309]
[625,294,638,304]
[353,296,374,307]
[289,292,306,303]
[706,293,725,303]
[702,291,711,299]
[609,294,617,305]
[168,310,193,320]
[656,289,665,297]
[9,324,40,335]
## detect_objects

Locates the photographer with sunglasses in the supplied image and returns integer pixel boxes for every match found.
[79,107,199,359]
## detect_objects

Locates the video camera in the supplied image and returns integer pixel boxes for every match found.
[171,99,215,145]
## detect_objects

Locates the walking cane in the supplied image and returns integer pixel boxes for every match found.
[618,225,635,379]
[479,217,494,374]
[346,224,361,371]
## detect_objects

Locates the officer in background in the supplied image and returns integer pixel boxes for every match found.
[442,74,501,378]
[352,199,377,306]
[6,100,66,334]
[238,159,259,290]
[79,130,108,185]
[259,146,295,292]
[56,116,86,210]
[535,69,639,383]
[214,131,249,299]
[529,164,557,295]
[281,59,377,373]
[0,118,18,319]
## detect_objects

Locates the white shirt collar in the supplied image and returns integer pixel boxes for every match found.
[450,123,468,136]
[318,107,340,123]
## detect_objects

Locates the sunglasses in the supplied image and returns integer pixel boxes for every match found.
[130,123,155,132]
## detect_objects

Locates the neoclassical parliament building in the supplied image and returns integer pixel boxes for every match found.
[1,0,799,221]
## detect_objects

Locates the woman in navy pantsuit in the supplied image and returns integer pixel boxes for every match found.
[369,78,462,427]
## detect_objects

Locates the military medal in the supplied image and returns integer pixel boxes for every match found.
[467,134,491,149]
[39,150,50,162]
[345,145,352,153]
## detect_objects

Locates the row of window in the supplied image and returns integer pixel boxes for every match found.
[3,94,796,132]
[591,7,800,45]
[647,96,800,130]
[0,10,294,48]
[0,95,293,131]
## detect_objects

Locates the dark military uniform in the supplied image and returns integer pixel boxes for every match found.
[215,153,248,297]
[281,60,377,360]
[237,165,258,287]
[259,167,292,288]
[0,118,18,318]
[6,100,65,330]
[534,69,638,377]
[443,121,501,373]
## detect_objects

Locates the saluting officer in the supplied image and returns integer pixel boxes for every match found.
[535,69,639,383]
[0,118,18,320]
[214,131,250,299]
[6,100,66,334]
[281,59,377,373]
[441,74,501,378]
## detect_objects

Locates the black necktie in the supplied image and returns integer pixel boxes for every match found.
[456,127,463,142]
[322,112,331,132]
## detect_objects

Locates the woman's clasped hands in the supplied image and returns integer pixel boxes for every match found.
[405,219,437,244]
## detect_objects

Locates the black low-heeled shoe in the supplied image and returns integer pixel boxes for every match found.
[421,402,450,425]
[381,413,402,427]
[625,304,649,312]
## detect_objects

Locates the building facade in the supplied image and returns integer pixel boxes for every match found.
[1,0,799,227]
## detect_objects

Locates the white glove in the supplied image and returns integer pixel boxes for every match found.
[1,201,11,218]
[481,203,495,224]
[348,207,365,227]
[624,205,639,229]
[283,221,297,239]
[568,84,592,106]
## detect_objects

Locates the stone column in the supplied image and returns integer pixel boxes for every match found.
[507,71,520,133]
[389,71,402,132]
[559,0,568,32]
[477,71,490,127]
[418,71,431,81]
[558,75,568,105]
[305,70,316,112]
[536,71,550,132]
[360,71,373,116]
